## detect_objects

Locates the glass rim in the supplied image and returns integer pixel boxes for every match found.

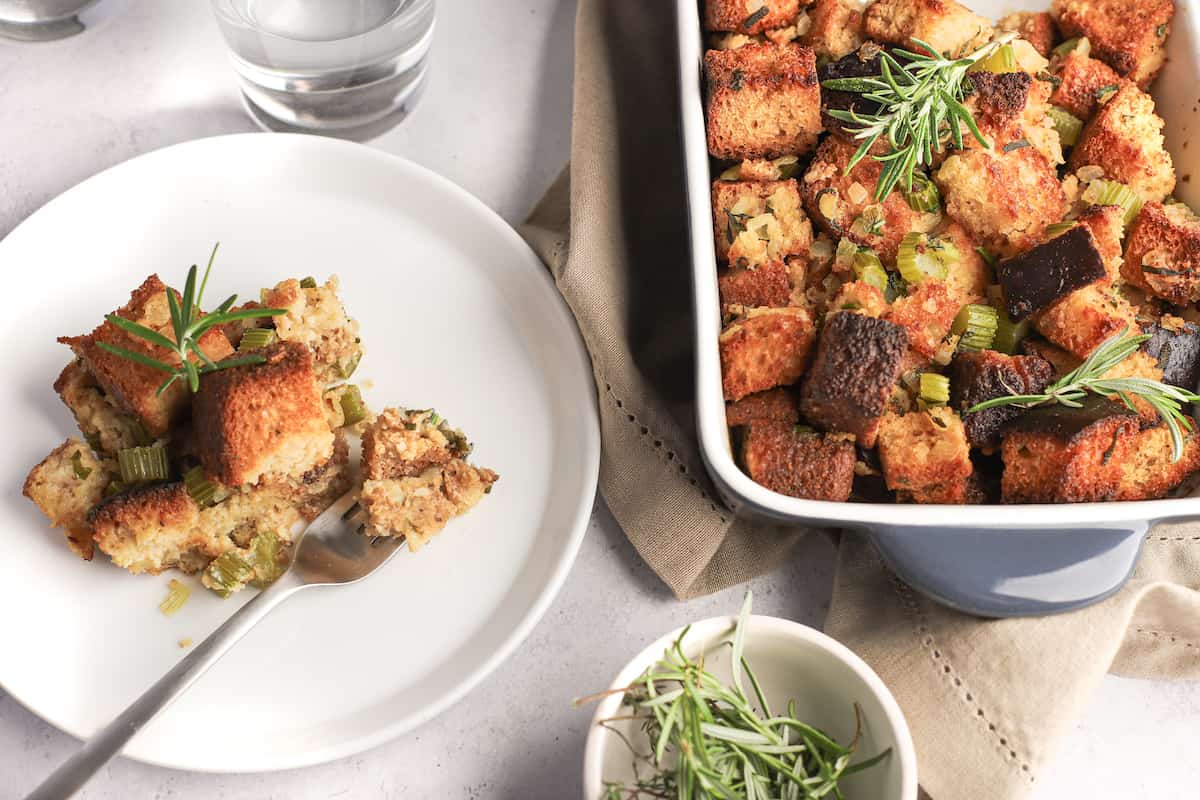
[211,0,435,46]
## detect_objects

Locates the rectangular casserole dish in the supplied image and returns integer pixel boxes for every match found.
[677,0,1200,616]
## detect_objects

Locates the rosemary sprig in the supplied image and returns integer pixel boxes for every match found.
[96,244,286,396]
[969,328,1200,462]
[581,592,890,799]
[821,34,1016,201]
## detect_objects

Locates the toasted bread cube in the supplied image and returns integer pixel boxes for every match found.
[864,0,992,58]
[1049,51,1127,121]
[1069,85,1175,205]
[58,276,235,437]
[1034,284,1138,358]
[720,307,816,400]
[1000,397,1140,503]
[876,407,974,503]
[362,459,499,552]
[801,137,932,264]
[830,280,890,318]
[54,360,146,456]
[888,280,962,358]
[705,0,801,34]
[1076,204,1125,280]
[1116,425,1200,500]
[741,421,855,500]
[799,311,909,446]
[937,143,1067,258]
[1099,349,1166,425]
[1142,317,1200,391]
[935,221,989,301]
[964,71,1062,166]
[23,439,112,560]
[998,11,1057,58]
[719,261,792,316]
[363,407,471,480]
[705,42,822,160]
[951,351,1055,448]
[997,225,1107,320]
[193,342,334,487]
[1020,336,1080,378]
[1122,202,1200,305]
[712,180,813,267]
[262,276,362,386]
[1051,0,1172,88]
[800,0,865,60]
[726,388,800,427]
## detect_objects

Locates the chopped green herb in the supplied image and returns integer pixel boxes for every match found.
[70,450,92,480]
[742,5,769,30]
[1003,139,1030,153]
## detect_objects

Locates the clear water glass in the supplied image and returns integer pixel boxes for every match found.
[0,0,98,41]
[211,0,435,139]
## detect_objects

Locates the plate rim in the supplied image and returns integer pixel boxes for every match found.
[0,132,601,773]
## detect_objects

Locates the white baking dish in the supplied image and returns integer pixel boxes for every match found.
[677,0,1200,616]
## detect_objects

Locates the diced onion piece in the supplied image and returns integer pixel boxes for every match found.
[183,465,226,508]
[970,43,1015,74]
[1047,106,1083,147]
[817,188,840,220]
[951,304,999,351]
[1082,179,1142,227]
[896,232,956,284]
[772,155,800,179]
[237,327,277,351]
[159,579,191,616]
[340,385,367,427]
[847,181,869,205]
[852,250,888,293]
[204,552,255,598]
[70,450,92,480]
[299,276,318,289]
[902,173,941,213]
[117,445,169,483]
[719,164,742,181]
[919,373,951,405]
[992,314,1030,354]
[337,351,362,380]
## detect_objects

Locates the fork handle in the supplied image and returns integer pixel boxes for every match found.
[25,575,301,800]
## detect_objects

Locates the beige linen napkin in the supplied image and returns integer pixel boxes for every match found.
[520,2,1200,798]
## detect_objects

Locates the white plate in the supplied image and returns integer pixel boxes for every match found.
[0,133,599,772]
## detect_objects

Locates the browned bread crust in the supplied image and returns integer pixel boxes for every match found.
[742,421,855,500]
[951,351,1055,448]
[1069,84,1175,205]
[705,0,801,35]
[1122,202,1200,305]
[1051,0,1173,89]
[720,307,817,401]
[725,388,800,428]
[876,407,974,504]
[1049,52,1127,121]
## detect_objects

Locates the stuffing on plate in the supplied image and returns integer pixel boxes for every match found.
[704,0,1200,504]
[24,264,497,595]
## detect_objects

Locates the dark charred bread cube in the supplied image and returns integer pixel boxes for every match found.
[705,0,801,35]
[818,44,887,138]
[1122,202,1200,305]
[800,0,866,61]
[1049,52,1127,121]
[965,71,1035,133]
[1115,425,1200,500]
[801,136,930,264]
[726,388,800,427]
[58,276,235,437]
[712,180,813,267]
[997,226,1107,321]
[719,261,792,316]
[720,307,817,401]
[741,420,855,500]
[876,407,974,503]
[1069,84,1175,205]
[864,0,992,58]
[705,42,822,160]
[1000,396,1140,503]
[936,142,1067,258]
[1141,318,1200,392]
[1033,284,1138,359]
[799,311,908,446]
[950,350,1056,448]
[1051,0,1172,89]
[888,280,962,359]
[193,341,334,487]
[997,11,1057,58]
[23,439,112,560]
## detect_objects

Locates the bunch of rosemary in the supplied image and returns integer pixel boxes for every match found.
[583,593,889,799]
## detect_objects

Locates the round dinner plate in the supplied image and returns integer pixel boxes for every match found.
[0,134,599,772]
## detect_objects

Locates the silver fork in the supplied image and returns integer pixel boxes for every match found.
[26,490,403,800]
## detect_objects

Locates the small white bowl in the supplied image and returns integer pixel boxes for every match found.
[582,615,918,799]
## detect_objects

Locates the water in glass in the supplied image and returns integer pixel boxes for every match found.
[212,0,435,138]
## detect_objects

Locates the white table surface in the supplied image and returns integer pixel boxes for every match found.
[1,1,1197,797]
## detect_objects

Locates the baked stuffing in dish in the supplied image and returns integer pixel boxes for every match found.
[24,253,497,594]
[703,0,1200,504]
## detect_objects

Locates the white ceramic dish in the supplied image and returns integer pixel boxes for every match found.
[677,0,1200,616]
[582,614,919,800]
[0,134,600,772]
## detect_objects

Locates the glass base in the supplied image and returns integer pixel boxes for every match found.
[0,15,85,41]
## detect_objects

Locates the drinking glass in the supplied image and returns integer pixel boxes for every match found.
[211,0,436,139]
[0,0,98,41]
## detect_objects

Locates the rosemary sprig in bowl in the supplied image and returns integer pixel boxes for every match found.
[969,328,1200,462]
[96,244,286,396]
[821,34,1017,200]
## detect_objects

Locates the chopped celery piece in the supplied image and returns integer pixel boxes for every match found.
[1082,179,1142,227]
[1044,221,1078,239]
[969,43,1015,74]
[125,417,153,446]
[249,531,285,588]
[70,450,92,480]
[204,551,255,598]
[237,327,276,351]
[897,232,957,284]
[951,304,999,351]
[852,251,888,294]
[340,385,367,426]
[1047,106,1082,147]
[183,465,226,507]
[902,173,940,212]
[337,351,362,379]
[117,445,169,483]
[159,579,190,616]
[299,276,318,289]
[1052,37,1089,58]
[993,314,1030,354]
[773,155,801,179]
[919,373,950,405]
